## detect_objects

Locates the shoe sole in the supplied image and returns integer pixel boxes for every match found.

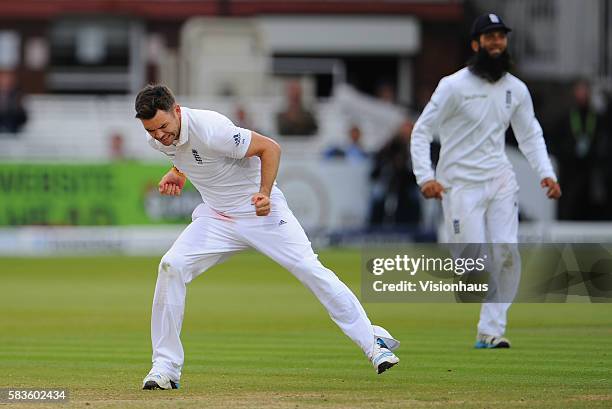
[142,380,179,390]
[377,360,398,374]
[474,341,511,349]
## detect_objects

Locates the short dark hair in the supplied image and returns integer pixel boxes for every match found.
[134,84,176,119]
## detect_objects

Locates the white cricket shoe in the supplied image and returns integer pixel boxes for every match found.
[370,338,400,374]
[475,333,511,349]
[142,372,179,390]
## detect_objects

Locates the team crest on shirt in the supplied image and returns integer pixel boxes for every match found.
[505,90,512,108]
[192,149,203,164]
[233,133,241,146]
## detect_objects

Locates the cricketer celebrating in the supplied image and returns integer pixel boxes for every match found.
[411,14,561,348]
[135,85,399,390]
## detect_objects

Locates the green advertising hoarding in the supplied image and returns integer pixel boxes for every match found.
[0,162,200,226]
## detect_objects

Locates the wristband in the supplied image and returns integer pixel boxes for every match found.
[171,166,185,177]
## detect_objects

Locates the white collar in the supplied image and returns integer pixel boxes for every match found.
[174,107,189,146]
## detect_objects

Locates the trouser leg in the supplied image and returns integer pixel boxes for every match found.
[150,208,248,380]
[442,184,501,336]
[478,173,520,337]
[237,196,390,356]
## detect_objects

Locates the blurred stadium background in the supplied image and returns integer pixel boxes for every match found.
[1,1,612,407]
[1,0,611,253]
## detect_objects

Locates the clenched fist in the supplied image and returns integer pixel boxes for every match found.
[158,169,186,196]
[541,177,561,200]
[251,193,271,216]
[420,180,445,200]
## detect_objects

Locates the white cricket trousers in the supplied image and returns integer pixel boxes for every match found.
[441,169,521,338]
[150,191,397,380]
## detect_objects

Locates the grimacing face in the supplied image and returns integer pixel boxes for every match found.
[472,30,508,57]
[141,105,182,146]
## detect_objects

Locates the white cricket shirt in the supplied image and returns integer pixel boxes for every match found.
[147,107,277,215]
[411,67,557,187]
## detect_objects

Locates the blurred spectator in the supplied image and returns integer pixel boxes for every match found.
[234,104,253,129]
[369,119,420,229]
[109,132,126,160]
[323,125,369,163]
[0,70,28,134]
[276,79,318,136]
[375,81,396,105]
[553,79,611,220]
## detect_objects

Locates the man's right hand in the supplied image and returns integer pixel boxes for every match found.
[420,180,445,200]
[158,169,186,196]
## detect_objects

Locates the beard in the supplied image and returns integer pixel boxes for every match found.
[467,47,512,83]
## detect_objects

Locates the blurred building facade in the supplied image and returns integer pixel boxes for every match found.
[0,0,466,107]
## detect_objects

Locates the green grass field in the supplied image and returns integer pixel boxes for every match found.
[1,250,611,408]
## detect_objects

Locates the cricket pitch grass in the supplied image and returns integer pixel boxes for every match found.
[1,250,611,408]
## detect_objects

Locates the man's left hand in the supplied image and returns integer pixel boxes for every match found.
[541,178,562,199]
[251,193,271,216]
